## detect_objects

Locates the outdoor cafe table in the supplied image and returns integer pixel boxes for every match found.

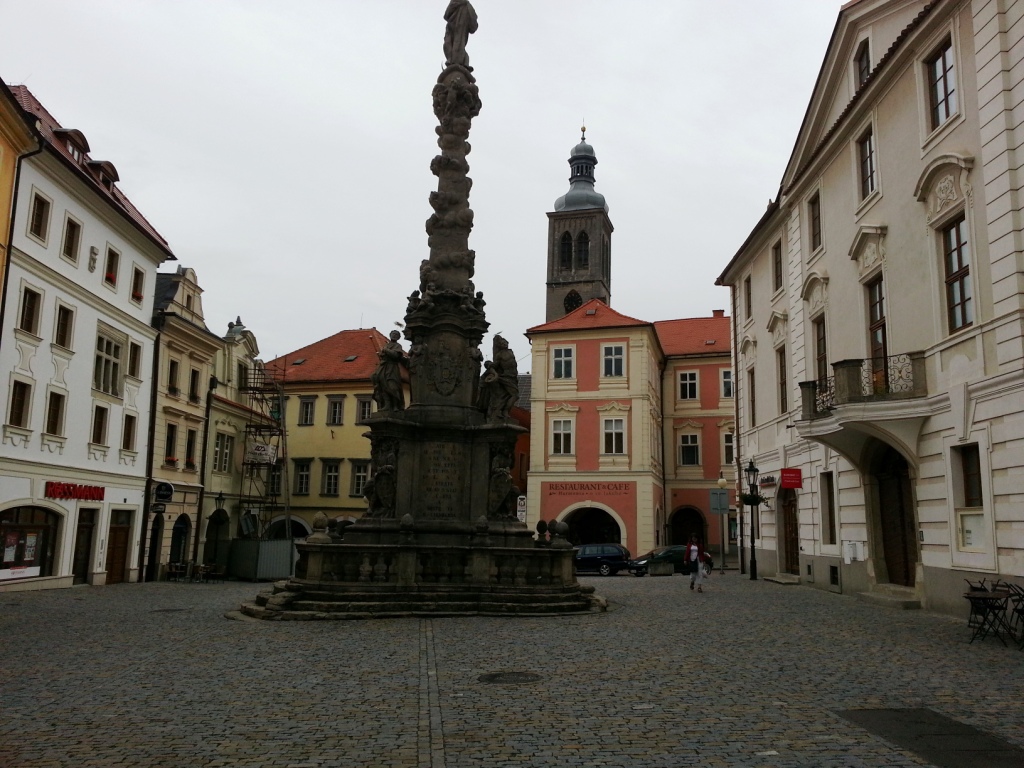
[963,590,1015,646]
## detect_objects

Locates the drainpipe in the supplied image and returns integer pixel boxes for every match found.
[0,140,44,355]
[138,316,163,581]
[192,374,218,565]
[658,358,668,547]
[729,282,745,574]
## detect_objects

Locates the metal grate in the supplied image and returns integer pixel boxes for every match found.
[478,672,542,684]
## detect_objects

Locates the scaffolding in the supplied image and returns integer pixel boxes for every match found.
[237,362,290,544]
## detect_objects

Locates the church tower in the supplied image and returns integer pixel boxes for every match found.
[545,129,614,321]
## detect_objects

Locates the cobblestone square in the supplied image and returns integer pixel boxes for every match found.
[2,574,1021,767]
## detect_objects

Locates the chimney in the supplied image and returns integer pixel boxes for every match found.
[712,309,725,318]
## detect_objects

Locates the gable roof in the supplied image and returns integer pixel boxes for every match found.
[264,328,390,384]
[653,315,731,357]
[8,84,175,260]
[526,299,649,334]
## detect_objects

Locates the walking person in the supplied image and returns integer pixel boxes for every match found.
[686,534,707,593]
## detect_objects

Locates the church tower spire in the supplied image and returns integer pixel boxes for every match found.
[545,128,614,321]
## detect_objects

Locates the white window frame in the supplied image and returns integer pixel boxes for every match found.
[356,396,373,424]
[602,345,624,378]
[60,212,83,265]
[294,460,312,495]
[44,389,66,436]
[551,346,575,380]
[93,327,126,398]
[551,418,574,455]
[326,396,345,425]
[121,412,137,452]
[7,378,33,429]
[130,264,145,305]
[103,245,120,289]
[678,370,698,401]
[91,404,109,446]
[351,462,369,496]
[723,431,734,466]
[721,369,733,399]
[602,417,625,455]
[298,397,316,426]
[53,302,75,351]
[322,460,341,496]
[17,284,43,337]
[27,188,52,246]
[678,433,700,466]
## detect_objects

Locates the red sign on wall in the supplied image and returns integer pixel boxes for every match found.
[780,468,803,489]
[43,482,105,501]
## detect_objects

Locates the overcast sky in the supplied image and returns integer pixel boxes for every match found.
[1,1,841,369]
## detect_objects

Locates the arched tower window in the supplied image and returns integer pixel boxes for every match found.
[576,232,590,269]
[560,232,573,270]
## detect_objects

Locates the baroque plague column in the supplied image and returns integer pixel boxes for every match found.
[241,1,601,619]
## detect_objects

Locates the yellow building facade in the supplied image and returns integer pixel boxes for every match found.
[0,83,39,293]
[265,329,396,534]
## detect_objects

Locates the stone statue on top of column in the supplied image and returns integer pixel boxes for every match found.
[444,0,478,69]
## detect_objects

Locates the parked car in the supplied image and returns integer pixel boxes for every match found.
[573,544,631,576]
[628,546,688,576]
[629,546,714,576]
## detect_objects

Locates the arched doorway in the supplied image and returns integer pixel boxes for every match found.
[669,507,706,546]
[0,506,61,580]
[267,518,312,540]
[146,512,164,581]
[202,508,231,567]
[563,507,621,545]
[868,443,917,587]
[169,514,191,564]
[779,489,799,575]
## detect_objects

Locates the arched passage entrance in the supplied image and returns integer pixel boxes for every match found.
[669,507,706,546]
[169,514,191,564]
[866,441,917,587]
[202,508,231,567]
[563,507,621,546]
[267,517,312,540]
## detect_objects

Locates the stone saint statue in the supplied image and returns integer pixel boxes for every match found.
[443,0,478,69]
[479,335,519,421]
[371,331,407,411]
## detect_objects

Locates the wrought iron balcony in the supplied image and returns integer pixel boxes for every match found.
[800,351,926,419]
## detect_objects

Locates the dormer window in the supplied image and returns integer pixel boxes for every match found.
[855,39,871,88]
[67,141,82,162]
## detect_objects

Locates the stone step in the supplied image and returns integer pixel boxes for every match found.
[856,591,922,610]
[237,599,600,620]
[763,574,800,585]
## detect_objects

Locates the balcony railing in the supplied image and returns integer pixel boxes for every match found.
[800,351,926,419]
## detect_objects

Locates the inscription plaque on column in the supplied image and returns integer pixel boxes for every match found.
[419,442,467,519]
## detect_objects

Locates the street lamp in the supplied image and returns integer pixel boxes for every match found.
[745,459,759,580]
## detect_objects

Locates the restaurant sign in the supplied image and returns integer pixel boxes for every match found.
[780,468,803,489]
[44,482,105,501]
[546,482,633,497]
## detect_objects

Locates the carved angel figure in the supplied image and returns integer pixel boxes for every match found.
[371,331,407,411]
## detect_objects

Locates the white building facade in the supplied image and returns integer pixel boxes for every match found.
[0,86,174,591]
[718,0,1024,616]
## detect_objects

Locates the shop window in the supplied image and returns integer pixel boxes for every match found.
[1,507,60,579]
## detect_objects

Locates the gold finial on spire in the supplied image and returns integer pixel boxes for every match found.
[581,123,586,141]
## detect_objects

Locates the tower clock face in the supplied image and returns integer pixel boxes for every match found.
[564,291,583,313]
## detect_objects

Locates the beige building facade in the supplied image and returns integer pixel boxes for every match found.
[718,0,1024,615]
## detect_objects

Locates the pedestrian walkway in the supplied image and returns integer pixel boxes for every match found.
[1,572,1021,767]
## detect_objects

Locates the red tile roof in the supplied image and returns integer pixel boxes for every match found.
[526,299,649,334]
[653,315,731,357]
[265,329,390,384]
[8,85,174,259]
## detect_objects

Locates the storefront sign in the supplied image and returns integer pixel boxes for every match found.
[758,475,777,488]
[780,468,803,489]
[154,482,174,502]
[245,440,278,465]
[546,482,633,496]
[44,482,105,501]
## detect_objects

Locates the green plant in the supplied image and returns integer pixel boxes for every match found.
[739,492,770,506]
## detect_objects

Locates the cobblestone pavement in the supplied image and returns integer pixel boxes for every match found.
[2,572,1022,768]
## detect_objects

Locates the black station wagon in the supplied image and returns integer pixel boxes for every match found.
[572,544,631,576]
